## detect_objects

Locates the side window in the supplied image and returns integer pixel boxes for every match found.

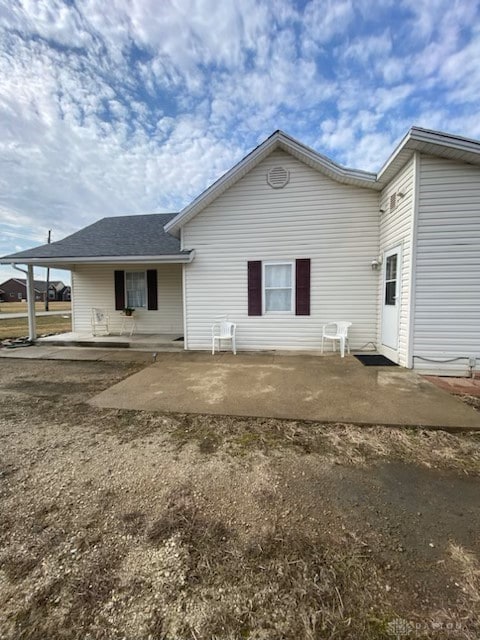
[263,263,293,312]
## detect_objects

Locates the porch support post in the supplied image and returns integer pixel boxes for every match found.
[26,265,37,341]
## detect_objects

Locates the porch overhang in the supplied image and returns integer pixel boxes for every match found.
[0,251,195,269]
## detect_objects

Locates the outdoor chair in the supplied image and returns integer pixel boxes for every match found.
[211,317,236,355]
[91,308,110,336]
[321,321,352,358]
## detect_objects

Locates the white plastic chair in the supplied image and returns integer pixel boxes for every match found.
[321,321,352,358]
[212,318,236,355]
[91,308,110,336]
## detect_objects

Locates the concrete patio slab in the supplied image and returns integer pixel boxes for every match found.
[0,345,154,363]
[0,346,60,359]
[90,352,480,429]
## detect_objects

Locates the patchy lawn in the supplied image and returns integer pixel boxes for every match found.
[0,315,72,340]
[0,301,71,314]
[0,359,479,639]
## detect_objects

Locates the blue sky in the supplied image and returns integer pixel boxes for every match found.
[1,0,479,284]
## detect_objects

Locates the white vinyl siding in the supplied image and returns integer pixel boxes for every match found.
[182,149,380,351]
[378,156,415,366]
[71,263,183,334]
[413,154,480,375]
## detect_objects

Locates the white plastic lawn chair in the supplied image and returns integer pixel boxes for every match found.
[321,321,352,358]
[211,318,236,355]
[91,308,110,336]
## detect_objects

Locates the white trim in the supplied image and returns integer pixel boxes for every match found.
[378,343,400,364]
[71,270,76,333]
[380,244,402,352]
[406,152,420,369]
[182,263,188,350]
[1,252,195,267]
[262,260,295,314]
[26,265,36,341]
[377,126,480,187]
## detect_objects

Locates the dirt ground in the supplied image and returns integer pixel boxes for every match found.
[0,359,479,639]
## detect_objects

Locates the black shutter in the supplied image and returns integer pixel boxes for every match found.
[295,259,310,316]
[247,261,262,316]
[147,269,158,310]
[114,270,125,310]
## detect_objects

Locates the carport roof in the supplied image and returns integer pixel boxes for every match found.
[0,213,193,265]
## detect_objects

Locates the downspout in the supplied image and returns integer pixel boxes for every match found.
[11,264,37,341]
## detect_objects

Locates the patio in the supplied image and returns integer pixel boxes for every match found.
[37,331,184,350]
[90,350,480,430]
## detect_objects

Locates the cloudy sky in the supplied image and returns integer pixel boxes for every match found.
[0,0,479,283]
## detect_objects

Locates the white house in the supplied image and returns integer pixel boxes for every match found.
[2,126,479,376]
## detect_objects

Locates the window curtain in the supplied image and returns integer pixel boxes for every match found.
[264,264,292,311]
[126,272,146,308]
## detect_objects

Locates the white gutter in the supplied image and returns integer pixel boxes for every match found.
[0,252,195,266]
[11,264,36,340]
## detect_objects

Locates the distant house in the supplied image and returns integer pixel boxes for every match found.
[0,278,68,302]
[48,281,71,301]
[0,278,47,302]
[1,126,479,376]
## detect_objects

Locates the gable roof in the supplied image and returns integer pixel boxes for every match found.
[2,126,480,264]
[164,130,378,236]
[1,213,193,265]
[377,126,480,185]
[165,126,480,237]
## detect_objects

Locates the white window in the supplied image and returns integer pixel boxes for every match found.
[263,262,294,312]
[125,271,146,308]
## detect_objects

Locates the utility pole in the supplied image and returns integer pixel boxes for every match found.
[45,229,51,311]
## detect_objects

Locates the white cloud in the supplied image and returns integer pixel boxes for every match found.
[0,0,479,283]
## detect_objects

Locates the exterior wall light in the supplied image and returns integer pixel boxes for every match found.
[371,258,381,271]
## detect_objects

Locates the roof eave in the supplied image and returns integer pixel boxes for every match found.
[376,126,480,187]
[0,252,195,267]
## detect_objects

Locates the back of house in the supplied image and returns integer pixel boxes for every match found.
[1,127,479,376]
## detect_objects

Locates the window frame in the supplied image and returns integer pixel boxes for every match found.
[125,270,147,309]
[262,260,295,314]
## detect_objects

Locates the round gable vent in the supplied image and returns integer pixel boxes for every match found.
[267,166,290,189]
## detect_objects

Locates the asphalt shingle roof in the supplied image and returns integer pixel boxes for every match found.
[1,214,184,260]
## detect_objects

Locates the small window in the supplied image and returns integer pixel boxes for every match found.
[263,262,293,312]
[17,293,22,300]
[125,271,146,308]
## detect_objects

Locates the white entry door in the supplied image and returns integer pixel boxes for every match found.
[381,246,401,350]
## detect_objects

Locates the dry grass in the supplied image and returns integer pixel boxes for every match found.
[0,485,389,640]
[449,543,480,605]
[168,414,480,474]
[138,486,388,640]
[0,314,71,339]
[0,301,71,313]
